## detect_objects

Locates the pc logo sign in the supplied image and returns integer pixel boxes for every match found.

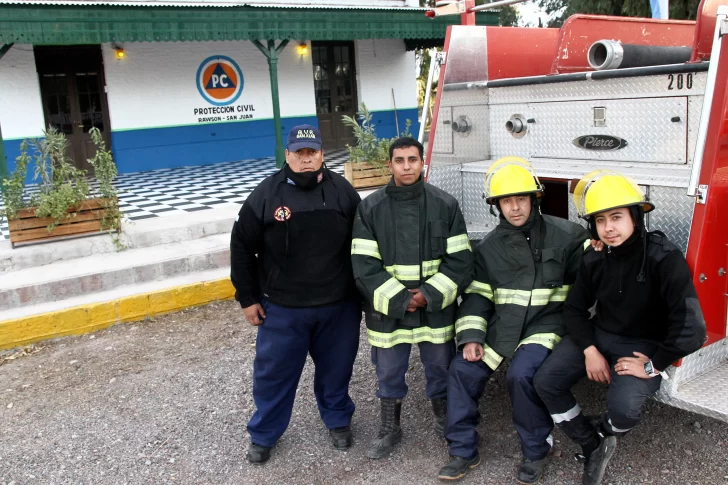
[196,55,244,106]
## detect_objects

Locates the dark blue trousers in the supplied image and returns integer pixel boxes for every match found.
[247,298,361,448]
[371,340,455,400]
[534,330,661,445]
[446,344,553,461]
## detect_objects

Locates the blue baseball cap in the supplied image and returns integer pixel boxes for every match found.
[287,124,322,152]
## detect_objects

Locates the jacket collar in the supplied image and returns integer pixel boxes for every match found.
[385,176,425,201]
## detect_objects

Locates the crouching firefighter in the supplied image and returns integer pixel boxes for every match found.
[351,137,473,459]
[534,170,707,485]
[439,157,590,483]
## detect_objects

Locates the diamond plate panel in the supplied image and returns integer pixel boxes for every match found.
[462,159,693,188]
[430,90,490,167]
[451,103,491,162]
[488,72,707,105]
[462,170,499,233]
[567,190,588,228]
[490,98,688,164]
[687,96,704,166]
[674,338,728,385]
[646,185,694,254]
[428,163,463,209]
[433,106,454,155]
[654,339,728,423]
[489,105,531,160]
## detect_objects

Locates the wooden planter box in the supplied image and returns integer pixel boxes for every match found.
[344,161,391,189]
[8,197,115,247]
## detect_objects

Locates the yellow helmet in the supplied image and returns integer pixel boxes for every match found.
[484,156,543,204]
[573,170,655,218]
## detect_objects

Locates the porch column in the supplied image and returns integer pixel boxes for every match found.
[253,39,290,169]
[0,44,14,190]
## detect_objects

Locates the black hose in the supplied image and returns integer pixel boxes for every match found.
[588,40,692,70]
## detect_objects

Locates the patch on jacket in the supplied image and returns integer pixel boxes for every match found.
[273,206,292,222]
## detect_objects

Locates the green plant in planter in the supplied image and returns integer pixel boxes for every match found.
[0,126,124,248]
[87,127,125,249]
[341,103,412,174]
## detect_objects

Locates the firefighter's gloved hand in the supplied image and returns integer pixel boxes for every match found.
[463,342,484,362]
[584,345,612,384]
[243,303,266,326]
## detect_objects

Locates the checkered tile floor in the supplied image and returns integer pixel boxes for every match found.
[0,149,350,241]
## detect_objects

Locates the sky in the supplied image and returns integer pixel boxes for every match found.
[513,1,559,27]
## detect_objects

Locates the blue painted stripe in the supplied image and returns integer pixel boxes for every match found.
[2,138,40,185]
[369,108,420,140]
[2,109,421,180]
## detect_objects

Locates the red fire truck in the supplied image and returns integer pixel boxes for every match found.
[423,0,728,422]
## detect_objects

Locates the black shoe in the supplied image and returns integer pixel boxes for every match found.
[367,398,403,459]
[431,398,447,437]
[517,458,546,484]
[246,442,271,464]
[329,426,353,450]
[582,434,617,485]
[438,454,481,481]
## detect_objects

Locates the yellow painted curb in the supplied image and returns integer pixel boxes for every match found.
[0,278,236,351]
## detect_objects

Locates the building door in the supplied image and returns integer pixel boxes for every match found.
[311,42,358,150]
[34,45,112,174]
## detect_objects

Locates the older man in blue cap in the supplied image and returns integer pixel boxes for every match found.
[231,124,363,464]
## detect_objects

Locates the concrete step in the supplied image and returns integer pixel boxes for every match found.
[0,232,231,311]
[0,202,240,273]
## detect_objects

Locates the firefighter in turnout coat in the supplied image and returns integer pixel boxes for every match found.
[351,137,473,460]
[438,157,590,483]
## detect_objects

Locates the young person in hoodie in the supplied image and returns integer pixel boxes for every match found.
[534,170,706,485]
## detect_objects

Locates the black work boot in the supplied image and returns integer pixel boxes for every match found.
[246,442,272,464]
[582,433,617,485]
[437,454,481,481]
[431,397,447,437]
[329,426,353,450]
[366,398,402,459]
[517,457,546,484]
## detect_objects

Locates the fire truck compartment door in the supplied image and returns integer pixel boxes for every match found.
[492,97,688,164]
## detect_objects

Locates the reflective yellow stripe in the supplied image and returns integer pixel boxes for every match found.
[517,333,562,350]
[352,238,381,260]
[446,234,471,254]
[426,272,459,309]
[373,277,406,315]
[530,285,572,306]
[422,259,441,277]
[367,325,454,348]
[481,344,504,371]
[454,315,487,334]
[384,264,421,281]
[464,280,493,300]
[493,288,531,306]
[583,238,591,250]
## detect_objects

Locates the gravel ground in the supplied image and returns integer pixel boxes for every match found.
[1,300,727,485]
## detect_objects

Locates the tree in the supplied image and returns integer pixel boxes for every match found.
[536,0,702,27]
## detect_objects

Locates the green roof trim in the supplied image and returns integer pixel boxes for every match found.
[0,5,499,45]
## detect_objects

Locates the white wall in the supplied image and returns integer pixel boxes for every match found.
[0,44,46,140]
[354,39,418,112]
[101,40,317,131]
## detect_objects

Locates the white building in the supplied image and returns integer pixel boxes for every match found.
[0,0,497,177]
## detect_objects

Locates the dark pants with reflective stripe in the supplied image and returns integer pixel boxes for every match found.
[247,298,361,448]
[371,341,455,400]
[446,344,553,461]
[533,329,662,446]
